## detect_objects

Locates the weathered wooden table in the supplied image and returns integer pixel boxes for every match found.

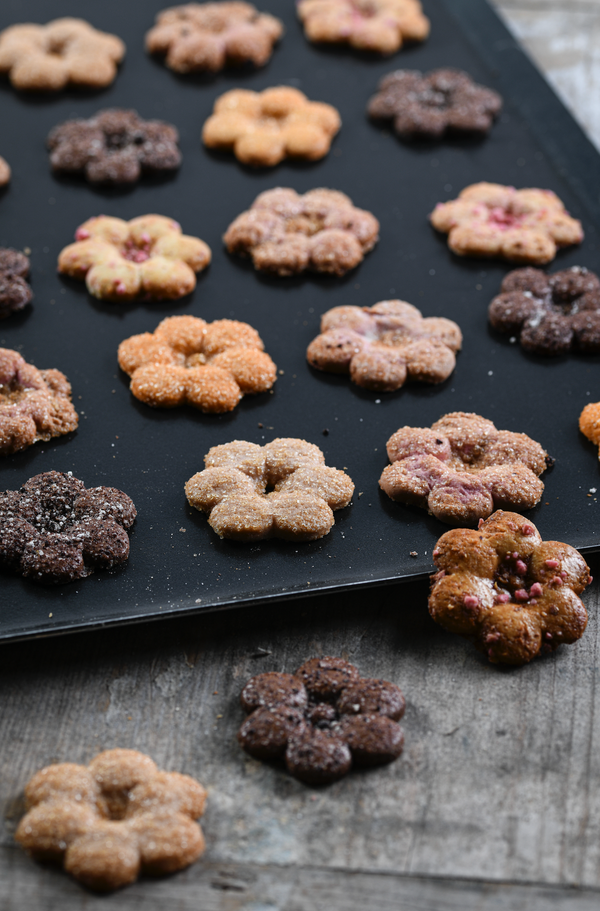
[3,3,600,909]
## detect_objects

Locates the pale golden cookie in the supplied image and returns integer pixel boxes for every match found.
[298,0,429,54]
[0,156,10,186]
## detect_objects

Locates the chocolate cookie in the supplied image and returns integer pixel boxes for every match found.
[0,249,32,318]
[489,265,600,355]
[238,657,405,784]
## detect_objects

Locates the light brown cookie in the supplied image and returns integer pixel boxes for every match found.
[0,155,10,186]
[430,182,583,264]
[118,315,276,413]
[185,437,354,541]
[579,401,600,458]
[298,0,429,54]
[58,215,211,302]
[203,86,341,166]
[307,299,462,391]
[0,18,125,91]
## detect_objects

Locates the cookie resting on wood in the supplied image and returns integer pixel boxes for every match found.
[118,315,276,413]
[429,511,591,665]
[15,749,207,891]
[297,0,429,54]
[58,215,211,302]
[47,109,181,185]
[238,656,405,784]
[489,266,600,356]
[0,249,32,319]
[0,471,136,585]
[579,402,600,459]
[223,187,379,276]
[0,155,10,186]
[203,86,341,166]
[185,438,354,541]
[0,349,77,455]
[368,68,502,139]
[430,182,583,264]
[307,299,462,391]
[146,2,283,73]
[379,412,551,525]
[0,18,125,91]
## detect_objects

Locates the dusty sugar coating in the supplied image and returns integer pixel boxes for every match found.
[0,155,10,186]
[489,266,600,356]
[430,182,583,264]
[0,249,32,319]
[47,110,181,186]
[118,315,276,413]
[429,510,591,665]
[224,187,379,277]
[0,349,78,455]
[185,437,354,541]
[0,18,125,91]
[368,68,502,139]
[58,215,211,302]
[238,657,405,784]
[579,402,600,460]
[379,412,551,526]
[298,0,429,55]
[15,748,206,891]
[307,299,462,391]
[146,2,283,74]
[203,86,341,167]
[0,470,136,584]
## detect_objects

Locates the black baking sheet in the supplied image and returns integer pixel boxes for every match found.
[1,0,599,641]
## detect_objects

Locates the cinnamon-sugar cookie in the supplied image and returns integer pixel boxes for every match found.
[118,315,276,413]
[0,249,32,319]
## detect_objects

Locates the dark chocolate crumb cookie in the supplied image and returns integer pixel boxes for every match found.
[368,68,502,139]
[238,657,405,784]
[47,109,181,185]
[488,265,600,355]
[0,248,32,318]
[0,470,136,585]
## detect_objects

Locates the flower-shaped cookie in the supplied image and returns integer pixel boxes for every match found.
[0,155,10,186]
[430,182,584,264]
[47,109,181,185]
[0,18,125,91]
[579,402,600,459]
[368,68,502,139]
[489,266,600,356]
[0,470,136,584]
[146,2,283,73]
[185,438,354,541]
[379,412,551,526]
[224,187,379,276]
[298,0,429,54]
[238,657,405,784]
[0,249,32,319]
[203,86,341,166]
[58,215,211,302]
[118,315,277,413]
[429,511,591,665]
[307,299,462,391]
[15,749,207,891]
[0,349,77,455]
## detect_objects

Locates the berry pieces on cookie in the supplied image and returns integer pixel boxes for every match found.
[307,299,462,391]
[489,265,600,356]
[430,182,583,264]
[0,156,10,186]
[298,0,429,55]
[203,86,341,166]
[379,412,551,526]
[0,18,125,91]
[47,110,181,185]
[0,249,32,319]
[185,438,354,541]
[146,2,283,74]
[15,749,206,891]
[238,657,405,784]
[224,187,379,276]
[0,349,78,455]
[429,511,591,665]
[118,315,276,413]
[58,215,211,302]
[368,68,502,139]
[0,470,136,584]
